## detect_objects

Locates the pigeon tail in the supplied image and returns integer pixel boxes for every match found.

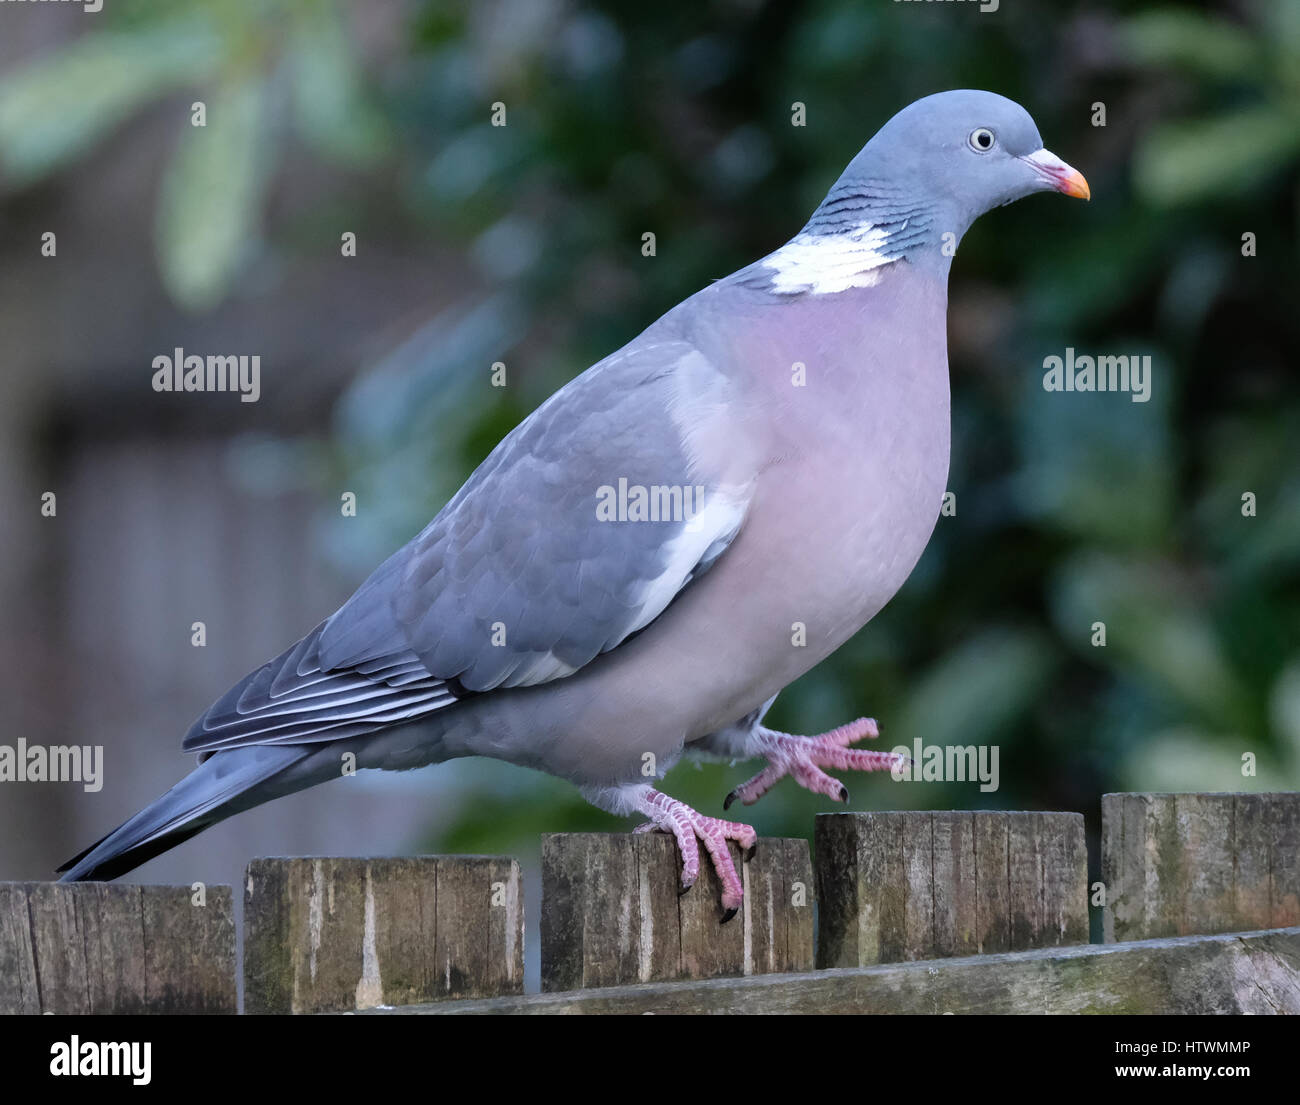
[57,744,316,882]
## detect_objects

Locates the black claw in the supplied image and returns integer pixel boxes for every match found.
[744,842,758,863]
[723,790,737,811]
[720,906,738,924]
[679,882,693,897]
[838,784,850,803]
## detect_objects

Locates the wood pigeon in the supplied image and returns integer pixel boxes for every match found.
[60,90,1089,920]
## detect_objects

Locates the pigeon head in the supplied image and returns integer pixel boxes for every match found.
[857,89,1089,216]
[758,90,1088,295]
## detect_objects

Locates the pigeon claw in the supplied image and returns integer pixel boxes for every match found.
[727,717,904,808]
[632,789,758,914]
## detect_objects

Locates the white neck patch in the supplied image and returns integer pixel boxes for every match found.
[761,222,895,295]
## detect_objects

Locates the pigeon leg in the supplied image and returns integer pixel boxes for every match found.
[724,717,905,809]
[628,787,757,921]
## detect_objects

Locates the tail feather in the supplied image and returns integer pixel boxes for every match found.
[57,822,213,883]
[58,744,315,882]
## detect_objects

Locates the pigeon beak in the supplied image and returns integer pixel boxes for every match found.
[1021,148,1091,200]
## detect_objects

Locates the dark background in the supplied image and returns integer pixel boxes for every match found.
[0,0,1296,962]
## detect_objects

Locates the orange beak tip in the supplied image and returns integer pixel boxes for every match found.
[1064,170,1091,201]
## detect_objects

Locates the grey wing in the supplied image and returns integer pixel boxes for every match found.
[182,341,750,754]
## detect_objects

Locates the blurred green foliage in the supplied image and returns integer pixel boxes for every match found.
[0,0,390,309]
[3,1,1297,855]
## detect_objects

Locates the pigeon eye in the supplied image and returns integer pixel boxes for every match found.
[968,127,996,152]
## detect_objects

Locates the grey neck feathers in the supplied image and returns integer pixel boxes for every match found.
[803,177,944,265]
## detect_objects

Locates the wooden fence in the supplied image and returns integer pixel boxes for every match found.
[3,792,1298,1015]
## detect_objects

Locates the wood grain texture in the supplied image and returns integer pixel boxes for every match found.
[540,833,813,992]
[371,926,1300,1016]
[243,855,523,1014]
[815,811,1088,967]
[1102,792,1300,942]
[0,882,235,1014]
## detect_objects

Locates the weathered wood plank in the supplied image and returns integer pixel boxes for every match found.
[1103,793,1150,939]
[1102,792,1300,941]
[1235,795,1272,926]
[0,883,40,1013]
[816,811,1088,967]
[142,884,236,1014]
[243,856,523,1014]
[434,856,522,1001]
[371,927,1300,1016]
[747,837,813,974]
[1272,796,1300,926]
[540,833,813,991]
[932,811,977,957]
[1007,813,1043,947]
[678,840,744,981]
[973,811,1010,953]
[1039,811,1087,946]
[85,883,147,1015]
[0,882,235,1014]
[782,838,815,971]
[25,881,89,1013]
[900,811,935,960]
[372,859,438,1007]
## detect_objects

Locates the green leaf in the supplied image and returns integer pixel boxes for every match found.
[1122,728,1289,792]
[896,628,1057,750]
[1135,108,1300,206]
[289,5,390,164]
[1270,659,1300,759]
[156,77,268,312]
[0,23,220,187]
[1052,552,1245,727]
[1268,3,1300,94]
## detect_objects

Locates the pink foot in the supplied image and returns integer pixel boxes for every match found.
[724,717,906,808]
[632,789,758,922]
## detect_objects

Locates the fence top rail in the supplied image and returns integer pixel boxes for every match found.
[354,925,1300,1016]
[1102,790,1295,794]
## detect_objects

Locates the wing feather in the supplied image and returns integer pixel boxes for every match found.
[183,340,750,754]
